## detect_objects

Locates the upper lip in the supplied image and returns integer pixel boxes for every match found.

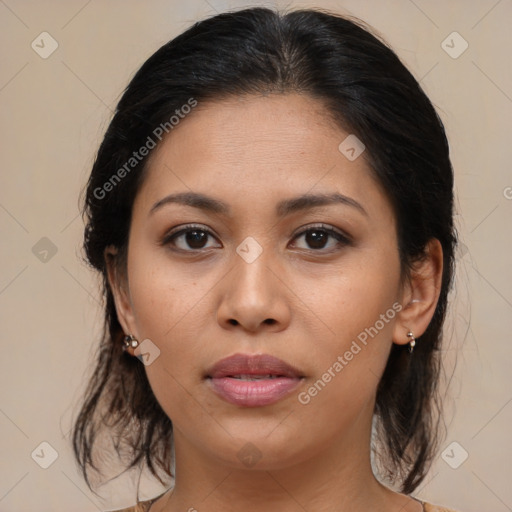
[206,353,304,379]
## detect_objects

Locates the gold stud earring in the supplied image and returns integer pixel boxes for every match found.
[123,334,139,352]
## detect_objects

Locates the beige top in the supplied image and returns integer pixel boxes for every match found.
[111,494,459,512]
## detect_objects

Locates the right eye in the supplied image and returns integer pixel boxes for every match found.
[161,224,221,252]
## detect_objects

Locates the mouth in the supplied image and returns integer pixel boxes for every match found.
[228,374,284,380]
[205,353,305,407]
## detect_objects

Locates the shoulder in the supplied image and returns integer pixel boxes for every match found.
[423,501,460,512]
[108,497,157,512]
[108,489,169,512]
[111,497,460,512]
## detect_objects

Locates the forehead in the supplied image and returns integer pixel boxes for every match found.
[160,93,346,164]
[134,93,391,223]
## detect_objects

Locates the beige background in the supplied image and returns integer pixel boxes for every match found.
[0,0,511,511]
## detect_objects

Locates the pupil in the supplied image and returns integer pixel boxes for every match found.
[306,230,326,249]
[186,230,207,248]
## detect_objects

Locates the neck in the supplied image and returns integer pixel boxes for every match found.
[156,405,419,512]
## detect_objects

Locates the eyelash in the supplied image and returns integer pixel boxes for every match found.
[160,223,352,254]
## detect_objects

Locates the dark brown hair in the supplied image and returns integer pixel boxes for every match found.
[72,6,457,497]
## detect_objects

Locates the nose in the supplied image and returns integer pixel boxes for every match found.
[216,245,291,333]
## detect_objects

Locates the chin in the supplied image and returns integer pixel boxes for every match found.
[203,429,319,471]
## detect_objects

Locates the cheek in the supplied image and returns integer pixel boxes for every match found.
[312,254,400,340]
[127,248,199,339]
[298,318,394,428]
[130,270,204,379]
[126,250,210,408]
[302,253,401,395]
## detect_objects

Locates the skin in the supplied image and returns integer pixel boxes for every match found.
[106,93,443,512]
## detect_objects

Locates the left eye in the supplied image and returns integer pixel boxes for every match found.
[291,225,350,251]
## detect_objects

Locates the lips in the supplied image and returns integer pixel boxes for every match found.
[205,353,304,407]
[206,353,303,379]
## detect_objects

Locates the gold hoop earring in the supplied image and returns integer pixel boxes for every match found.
[407,331,416,353]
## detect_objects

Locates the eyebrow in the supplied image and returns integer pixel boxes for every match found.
[149,191,368,218]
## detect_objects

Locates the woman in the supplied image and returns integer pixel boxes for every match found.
[72,6,459,512]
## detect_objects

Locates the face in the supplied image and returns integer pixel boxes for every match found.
[110,93,412,471]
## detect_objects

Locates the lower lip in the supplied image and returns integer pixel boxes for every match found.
[208,376,302,407]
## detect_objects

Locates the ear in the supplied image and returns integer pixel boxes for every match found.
[392,238,444,346]
[104,245,139,344]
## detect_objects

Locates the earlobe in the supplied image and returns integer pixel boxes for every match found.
[104,245,138,338]
[392,238,443,347]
